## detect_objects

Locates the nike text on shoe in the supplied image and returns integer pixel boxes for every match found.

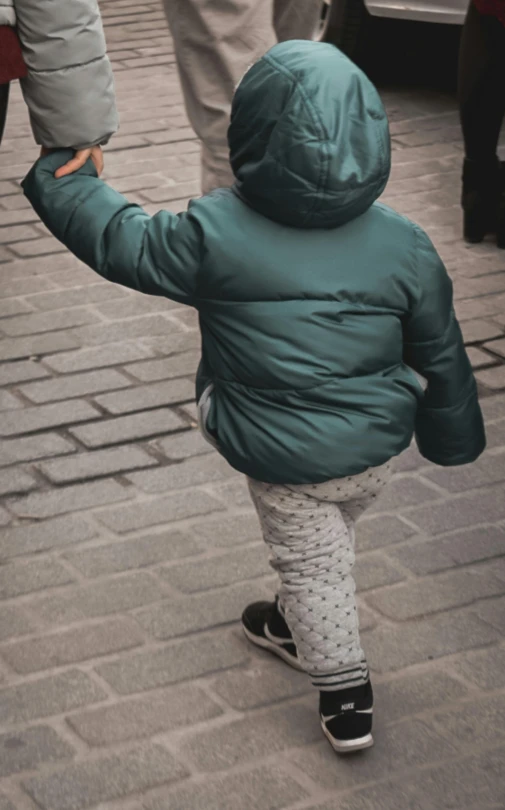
[241,597,303,671]
[320,680,374,754]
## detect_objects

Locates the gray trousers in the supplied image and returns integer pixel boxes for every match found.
[163,0,322,193]
[249,462,392,690]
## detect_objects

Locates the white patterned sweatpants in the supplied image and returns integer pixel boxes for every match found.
[248,462,393,691]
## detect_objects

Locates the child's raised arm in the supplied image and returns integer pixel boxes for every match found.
[403,225,485,466]
[22,151,202,306]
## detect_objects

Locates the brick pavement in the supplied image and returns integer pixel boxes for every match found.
[1,2,505,808]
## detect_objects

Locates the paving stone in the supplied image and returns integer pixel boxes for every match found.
[0,400,99,437]
[136,580,265,640]
[160,544,270,593]
[0,670,106,726]
[185,701,320,773]
[0,515,96,560]
[0,433,76,466]
[0,332,79,361]
[43,342,151,373]
[188,512,262,550]
[388,525,505,575]
[485,337,505,358]
[0,276,53,299]
[31,572,166,625]
[452,644,505,690]
[0,358,49,385]
[22,743,187,810]
[367,476,440,513]
[209,477,253,508]
[155,427,214,460]
[64,529,201,578]
[69,408,185,448]
[0,726,73,778]
[481,393,505,421]
[97,629,248,694]
[367,561,505,620]
[476,595,505,632]
[38,445,157,484]
[129,453,235,493]
[95,378,194,413]
[0,606,34,641]
[97,489,224,533]
[8,478,132,518]
[307,751,505,810]
[485,419,505,448]
[68,684,222,746]
[393,444,428,473]
[425,451,505,492]
[0,390,23,410]
[20,368,132,403]
[211,659,310,711]
[355,515,418,552]
[374,669,469,724]
[72,315,181,346]
[407,485,505,534]
[25,283,128,311]
[145,765,307,810]
[0,558,73,600]
[1,307,99,337]
[125,350,200,381]
[363,610,499,673]
[94,294,178,320]
[475,365,505,390]
[291,718,456,792]
[0,616,143,675]
[467,345,498,369]
[432,693,505,748]
[142,329,201,358]
[461,318,504,344]
[354,551,407,591]
[0,468,36,496]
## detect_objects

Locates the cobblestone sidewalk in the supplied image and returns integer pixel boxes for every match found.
[1,2,505,808]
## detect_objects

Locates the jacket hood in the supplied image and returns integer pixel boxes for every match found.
[228,41,391,229]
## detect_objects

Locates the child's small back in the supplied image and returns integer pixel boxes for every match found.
[23,40,485,485]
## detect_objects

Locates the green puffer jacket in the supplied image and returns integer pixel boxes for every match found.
[23,41,485,485]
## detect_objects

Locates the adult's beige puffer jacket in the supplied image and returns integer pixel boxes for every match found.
[0,0,118,148]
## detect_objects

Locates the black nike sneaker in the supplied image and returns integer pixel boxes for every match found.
[242,597,374,754]
[241,596,303,671]
[320,680,374,753]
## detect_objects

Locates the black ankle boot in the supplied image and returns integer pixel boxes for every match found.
[497,162,505,250]
[461,158,500,244]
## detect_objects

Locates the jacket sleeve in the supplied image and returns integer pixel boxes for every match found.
[22,151,201,306]
[14,0,118,149]
[403,225,485,466]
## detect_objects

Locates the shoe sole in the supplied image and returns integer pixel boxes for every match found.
[242,624,304,671]
[321,721,374,754]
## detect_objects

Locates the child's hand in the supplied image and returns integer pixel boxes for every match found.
[40,146,104,178]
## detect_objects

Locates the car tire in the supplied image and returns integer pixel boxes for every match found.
[319,0,375,68]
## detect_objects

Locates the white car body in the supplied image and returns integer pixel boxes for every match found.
[324,0,468,25]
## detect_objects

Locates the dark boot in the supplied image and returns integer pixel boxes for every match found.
[461,157,500,244]
[497,161,505,250]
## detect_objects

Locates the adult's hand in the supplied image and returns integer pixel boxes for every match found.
[40,146,104,178]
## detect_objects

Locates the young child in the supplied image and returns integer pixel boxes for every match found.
[23,40,485,755]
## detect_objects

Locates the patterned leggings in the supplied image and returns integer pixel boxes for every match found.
[248,462,393,691]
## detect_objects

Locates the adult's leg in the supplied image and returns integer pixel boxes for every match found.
[163,0,276,194]
[458,2,505,163]
[248,465,391,690]
[274,0,322,42]
[0,83,10,145]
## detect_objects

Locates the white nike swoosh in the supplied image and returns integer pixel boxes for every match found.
[264,623,293,646]
[322,708,373,722]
